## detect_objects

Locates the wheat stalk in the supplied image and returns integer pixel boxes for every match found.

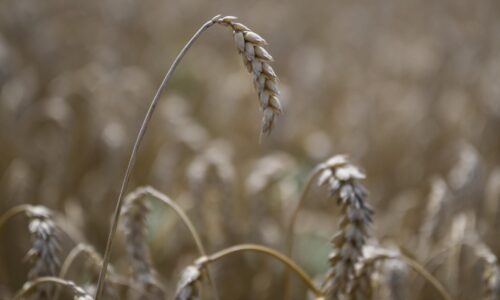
[14,277,92,300]
[24,206,62,300]
[121,191,166,299]
[96,15,282,299]
[215,16,282,136]
[56,244,120,300]
[195,243,324,298]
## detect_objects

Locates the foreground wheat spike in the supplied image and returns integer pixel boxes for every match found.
[97,15,280,300]
[175,265,202,300]
[122,193,166,299]
[317,155,373,298]
[24,206,62,300]
[216,16,282,135]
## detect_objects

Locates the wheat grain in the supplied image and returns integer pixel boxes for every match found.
[24,206,62,300]
[349,246,399,300]
[472,238,500,300]
[317,155,373,299]
[174,265,202,300]
[122,191,166,299]
[215,16,282,135]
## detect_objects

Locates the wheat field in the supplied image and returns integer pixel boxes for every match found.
[0,0,500,299]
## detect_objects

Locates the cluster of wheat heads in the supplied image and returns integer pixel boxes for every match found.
[0,13,497,300]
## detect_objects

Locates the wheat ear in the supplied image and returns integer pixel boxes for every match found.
[123,186,219,299]
[24,206,62,300]
[122,190,166,299]
[97,14,282,299]
[315,155,373,298]
[215,16,282,136]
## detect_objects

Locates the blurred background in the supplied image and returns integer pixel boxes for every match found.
[1,0,499,299]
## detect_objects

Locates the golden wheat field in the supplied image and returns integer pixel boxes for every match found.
[0,0,499,299]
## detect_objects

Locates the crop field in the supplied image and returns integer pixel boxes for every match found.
[0,0,499,299]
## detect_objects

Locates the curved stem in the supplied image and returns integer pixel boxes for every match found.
[58,243,158,299]
[283,166,322,299]
[398,254,452,300]
[14,277,88,300]
[59,244,88,280]
[95,14,222,300]
[204,244,324,298]
[0,204,32,234]
[132,186,220,299]
[139,187,207,259]
[54,244,88,300]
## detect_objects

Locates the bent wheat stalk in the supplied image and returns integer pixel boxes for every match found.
[14,277,92,300]
[96,15,282,300]
[122,186,214,298]
[197,244,324,299]
[95,15,221,299]
[283,164,323,299]
[56,244,121,300]
[0,204,33,234]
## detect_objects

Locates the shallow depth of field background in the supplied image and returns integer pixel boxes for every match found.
[1,0,500,299]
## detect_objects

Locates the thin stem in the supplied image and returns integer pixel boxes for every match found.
[132,186,220,299]
[59,244,88,280]
[400,254,452,300]
[58,243,158,299]
[14,277,88,300]
[54,244,88,300]
[95,14,222,300]
[0,204,32,234]
[139,187,207,259]
[283,166,322,299]
[204,244,324,298]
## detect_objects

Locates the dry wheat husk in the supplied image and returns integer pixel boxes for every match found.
[174,265,202,300]
[122,191,166,299]
[216,16,282,135]
[24,206,62,300]
[317,155,373,299]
